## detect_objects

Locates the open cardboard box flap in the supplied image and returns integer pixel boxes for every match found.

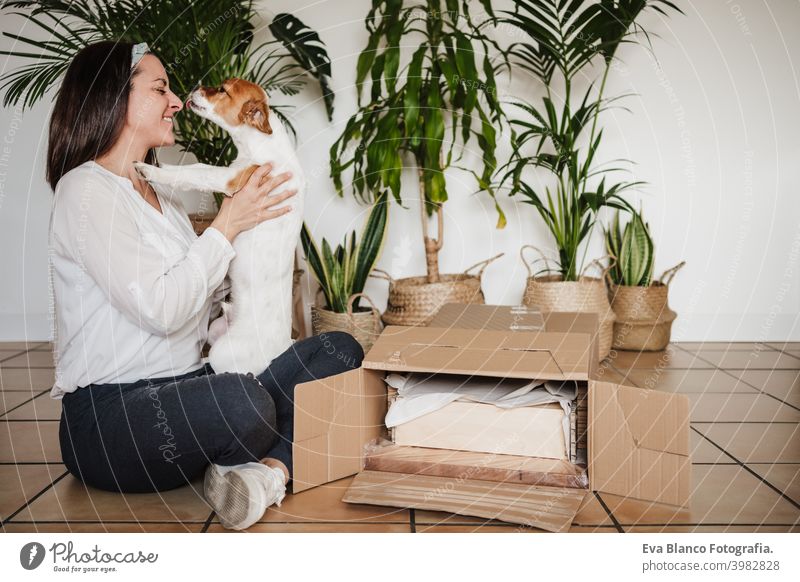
[292,305,690,530]
[363,324,594,380]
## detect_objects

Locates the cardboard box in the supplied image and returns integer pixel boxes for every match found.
[291,304,690,532]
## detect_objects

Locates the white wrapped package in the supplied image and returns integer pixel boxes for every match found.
[384,372,576,427]
[384,373,578,459]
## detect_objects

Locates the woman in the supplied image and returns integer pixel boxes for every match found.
[47,40,364,530]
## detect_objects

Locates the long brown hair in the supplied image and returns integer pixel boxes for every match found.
[46,40,157,190]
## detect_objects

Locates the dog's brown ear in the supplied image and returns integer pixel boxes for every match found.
[240,98,272,134]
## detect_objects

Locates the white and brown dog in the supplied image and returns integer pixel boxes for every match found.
[134,78,305,375]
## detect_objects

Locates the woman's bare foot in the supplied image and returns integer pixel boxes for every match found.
[261,458,289,483]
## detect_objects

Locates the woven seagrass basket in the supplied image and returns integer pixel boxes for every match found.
[311,292,383,354]
[373,254,503,327]
[606,262,685,351]
[520,245,616,361]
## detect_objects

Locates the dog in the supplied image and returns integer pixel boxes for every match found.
[134,78,305,375]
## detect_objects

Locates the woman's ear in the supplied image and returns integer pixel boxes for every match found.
[239,98,272,134]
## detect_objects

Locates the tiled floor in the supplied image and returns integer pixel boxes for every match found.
[1,341,798,533]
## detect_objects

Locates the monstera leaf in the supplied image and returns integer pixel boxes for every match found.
[269,12,334,119]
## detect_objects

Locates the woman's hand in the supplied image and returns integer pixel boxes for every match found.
[210,163,297,243]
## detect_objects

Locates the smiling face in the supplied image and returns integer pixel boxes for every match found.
[186,78,272,134]
[126,54,183,148]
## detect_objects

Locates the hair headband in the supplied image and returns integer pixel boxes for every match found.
[130,42,149,69]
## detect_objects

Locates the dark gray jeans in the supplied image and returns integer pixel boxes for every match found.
[59,332,364,493]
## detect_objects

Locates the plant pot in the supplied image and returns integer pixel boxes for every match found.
[520,245,616,361]
[311,293,383,354]
[373,254,503,327]
[606,262,685,351]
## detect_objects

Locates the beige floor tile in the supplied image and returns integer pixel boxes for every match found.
[691,431,736,463]
[0,392,35,415]
[693,423,800,463]
[0,421,61,462]
[207,522,410,533]
[604,348,714,370]
[730,370,800,408]
[245,476,410,524]
[1,522,204,533]
[600,465,800,527]
[0,464,66,521]
[3,394,63,420]
[28,343,54,352]
[685,393,800,422]
[622,369,759,393]
[767,342,800,351]
[698,350,800,370]
[12,473,212,522]
[677,342,774,352]
[0,350,25,361]
[748,464,800,504]
[0,368,55,391]
[0,342,44,350]
[568,525,619,532]
[574,491,613,526]
[1,351,55,368]
[601,465,800,526]
[624,524,800,532]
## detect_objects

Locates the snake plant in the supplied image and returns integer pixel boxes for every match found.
[301,192,389,313]
[605,208,655,287]
[0,0,333,208]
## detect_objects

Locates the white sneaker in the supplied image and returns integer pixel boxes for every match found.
[204,462,287,530]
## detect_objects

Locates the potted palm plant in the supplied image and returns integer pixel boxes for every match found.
[330,0,507,326]
[605,208,685,351]
[301,192,389,353]
[499,0,683,359]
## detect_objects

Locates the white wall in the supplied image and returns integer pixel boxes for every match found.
[0,0,798,341]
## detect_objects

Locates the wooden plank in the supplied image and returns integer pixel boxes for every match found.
[343,470,586,532]
[364,444,589,489]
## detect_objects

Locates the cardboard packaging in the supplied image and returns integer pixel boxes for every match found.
[291,304,691,532]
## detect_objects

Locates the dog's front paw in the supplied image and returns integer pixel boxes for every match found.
[133,161,158,182]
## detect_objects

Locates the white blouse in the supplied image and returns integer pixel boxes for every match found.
[48,160,235,398]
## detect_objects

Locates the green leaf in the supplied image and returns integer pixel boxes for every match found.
[269,13,335,119]
[351,191,390,299]
[404,45,426,145]
[301,222,333,308]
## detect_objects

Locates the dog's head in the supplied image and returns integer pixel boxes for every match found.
[186,78,272,135]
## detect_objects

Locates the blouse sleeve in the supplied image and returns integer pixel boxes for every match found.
[50,169,236,336]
